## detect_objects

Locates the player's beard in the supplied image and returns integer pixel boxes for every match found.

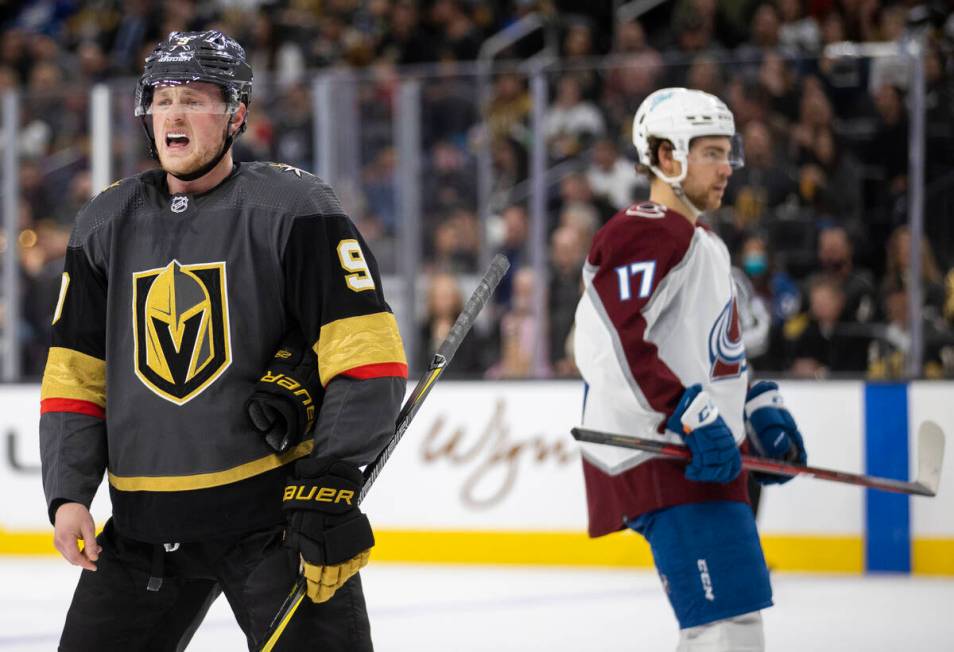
[683,181,723,213]
[158,124,228,179]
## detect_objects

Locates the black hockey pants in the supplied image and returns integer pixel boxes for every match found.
[58,519,372,651]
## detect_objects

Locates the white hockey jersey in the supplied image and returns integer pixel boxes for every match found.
[573,201,751,536]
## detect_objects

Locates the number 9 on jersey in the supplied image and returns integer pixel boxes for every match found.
[337,239,376,292]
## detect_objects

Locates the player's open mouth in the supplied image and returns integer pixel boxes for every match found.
[165,133,190,149]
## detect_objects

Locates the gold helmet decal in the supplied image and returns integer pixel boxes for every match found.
[132,260,231,404]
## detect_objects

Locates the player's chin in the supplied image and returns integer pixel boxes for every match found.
[160,152,205,177]
[707,190,725,210]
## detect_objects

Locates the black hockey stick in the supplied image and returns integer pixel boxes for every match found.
[258,254,510,651]
[571,420,945,497]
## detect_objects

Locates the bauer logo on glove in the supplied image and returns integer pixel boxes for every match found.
[245,329,324,452]
[284,457,375,604]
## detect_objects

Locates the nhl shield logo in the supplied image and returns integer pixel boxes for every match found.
[170,195,189,213]
[132,260,231,405]
[708,297,747,380]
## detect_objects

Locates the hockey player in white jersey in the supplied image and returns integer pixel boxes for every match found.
[573,88,807,651]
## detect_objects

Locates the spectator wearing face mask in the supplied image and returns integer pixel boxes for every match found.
[737,233,799,372]
[738,233,800,327]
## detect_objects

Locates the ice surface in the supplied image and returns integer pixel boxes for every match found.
[0,559,951,651]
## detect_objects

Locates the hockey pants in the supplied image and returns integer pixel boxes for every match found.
[58,519,372,651]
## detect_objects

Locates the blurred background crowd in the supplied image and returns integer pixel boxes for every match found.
[2,0,954,380]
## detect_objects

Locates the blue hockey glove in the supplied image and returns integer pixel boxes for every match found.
[667,384,742,484]
[745,381,807,485]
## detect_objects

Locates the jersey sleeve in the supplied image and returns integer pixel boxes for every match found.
[282,200,408,465]
[575,208,694,431]
[39,233,109,521]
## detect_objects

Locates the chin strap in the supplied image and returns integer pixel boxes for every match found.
[672,183,704,219]
[650,161,705,219]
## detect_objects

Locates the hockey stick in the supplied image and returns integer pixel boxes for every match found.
[258,254,511,651]
[571,420,945,497]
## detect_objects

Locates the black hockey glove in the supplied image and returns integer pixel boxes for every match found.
[246,331,323,452]
[283,457,374,603]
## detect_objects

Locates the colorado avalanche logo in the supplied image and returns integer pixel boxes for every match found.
[708,297,747,380]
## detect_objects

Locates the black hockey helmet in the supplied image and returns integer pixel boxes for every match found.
[137,30,253,180]
[136,30,252,122]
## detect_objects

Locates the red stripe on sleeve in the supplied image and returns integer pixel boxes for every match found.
[342,362,409,380]
[40,398,105,419]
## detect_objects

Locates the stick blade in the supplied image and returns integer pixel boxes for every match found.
[916,420,945,496]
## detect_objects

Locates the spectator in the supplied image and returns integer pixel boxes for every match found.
[868,280,953,380]
[816,226,877,324]
[868,83,909,199]
[419,271,485,377]
[883,225,946,314]
[868,5,910,93]
[787,274,870,378]
[486,267,549,379]
[613,18,647,54]
[271,82,313,170]
[556,171,615,227]
[724,119,797,234]
[429,0,481,61]
[561,17,602,99]
[757,51,800,128]
[600,49,663,139]
[777,0,821,55]
[488,136,527,213]
[377,0,437,64]
[668,4,724,57]
[493,204,529,309]
[734,3,784,77]
[586,137,645,210]
[544,74,605,161]
[422,139,476,217]
[431,206,479,274]
[796,126,862,222]
[362,147,398,233]
[485,72,531,145]
[548,226,585,376]
[738,232,802,326]
[685,53,724,98]
[53,170,93,226]
[22,219,70,377]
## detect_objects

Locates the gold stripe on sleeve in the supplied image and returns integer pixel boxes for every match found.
[108,439,314,492]
[315,312,407,386]
[40,346,107,408]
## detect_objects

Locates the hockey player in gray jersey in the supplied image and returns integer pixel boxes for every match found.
[40,30,406,651]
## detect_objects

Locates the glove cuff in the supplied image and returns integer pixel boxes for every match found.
[676,390,720,435]
[744,385,784,419]
[325,514,374,564]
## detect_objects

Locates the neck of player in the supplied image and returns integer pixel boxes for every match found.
[166,150,235,196]
[650,180,699,225]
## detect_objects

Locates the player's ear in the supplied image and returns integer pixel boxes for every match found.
[229,103,248,137]
[657,140,677,175]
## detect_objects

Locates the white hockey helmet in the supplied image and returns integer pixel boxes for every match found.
[632,87,743,186]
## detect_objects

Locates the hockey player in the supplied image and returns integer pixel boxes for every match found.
[573,88,807,651]
[39,30,406,650]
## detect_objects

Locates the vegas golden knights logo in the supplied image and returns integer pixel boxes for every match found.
[132,260,231,404]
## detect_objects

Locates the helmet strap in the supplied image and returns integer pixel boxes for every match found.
[672,184,704,219]
[650,153,704,219]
